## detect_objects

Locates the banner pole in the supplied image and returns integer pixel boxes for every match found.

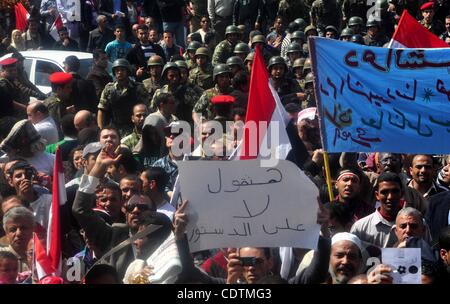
[323,151,334,202]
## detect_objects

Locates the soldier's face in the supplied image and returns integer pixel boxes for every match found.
[2,65,17,80]
[288,52,301,63]
[149,65,162,77]
[227,33,239,45]
[216,74,230,88]
[270,64,285,80]
[114,67,129,81]
[196,55,207,67]
[368,26,378,36]
[422,10,434,23]
[166,70,180,86]
[326,31,336,39]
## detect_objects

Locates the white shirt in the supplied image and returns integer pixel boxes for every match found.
[25,151,55,175]
[33,116,59,145]
[208,0,233,20]
[30,193,53,229]
[157,201,175,221]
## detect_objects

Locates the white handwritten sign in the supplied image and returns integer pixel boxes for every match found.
[178,160,321,252]
[382,248,421,284]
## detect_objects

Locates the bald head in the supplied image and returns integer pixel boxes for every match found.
[27,101,48,124]
[74,110,96,131]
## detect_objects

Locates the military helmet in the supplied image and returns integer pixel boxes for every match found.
[351,34,365,44]
[267,56,287,70]
[237,24,246,33]
[304,72,314,85]
[187,41,202,51]
[213,64,231,79]
[366,19,380,28]
[244,52,255,63]
[303,58,311,74]
[340,27,354,38]
[234,42,250,54]
[251,34,266,46]
[304,25,318,35]
[162,62,180,78]
[147,55,164,67]
[325,25,338,33]
[294,18,307,30]
[225,25,240,36]
[348,16,364,27]
[226,56,244,68]
[112,58,131,72]
[292,58,306,69]
[286,42,302,54]
[175,60,188,70]
[291,31,306,42]
[195,47,210,58]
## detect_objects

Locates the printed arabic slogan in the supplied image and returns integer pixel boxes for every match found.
[309,37,450,153]
[178,160,321,253]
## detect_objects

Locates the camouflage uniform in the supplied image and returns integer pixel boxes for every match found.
[151,84,202,123]
[189,64,214,90]
[420,19,445,36]
[278,0,310,24]
[120,128,141,150]
[142,77,163,99]
[363,33,389,47]
[342,0,370,23]
[44,93,72,127]
[193,85,235,120]
[98,80,150,137]
[212,40,239,66]
[310,0,341,31]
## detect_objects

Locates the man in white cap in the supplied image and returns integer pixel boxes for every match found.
[328,232,363,284]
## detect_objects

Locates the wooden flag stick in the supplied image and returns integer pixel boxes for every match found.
[323,151,334,202]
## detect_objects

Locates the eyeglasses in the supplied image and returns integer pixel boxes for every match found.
[124,203,151,213]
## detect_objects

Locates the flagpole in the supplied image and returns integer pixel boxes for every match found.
[323,152,334,202]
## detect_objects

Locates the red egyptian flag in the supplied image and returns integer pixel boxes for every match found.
[389,10,449,48]
[49,14,64,41]
[15,3,29,32]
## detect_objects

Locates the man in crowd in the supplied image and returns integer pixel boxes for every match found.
[26,101,59,145]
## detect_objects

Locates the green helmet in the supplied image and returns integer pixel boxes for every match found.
[162,62,180,78]
[304,72,314,85]
[195,47,210,58]
[286,42,302,54]
[237,24,246,33]
[293,58,306,69]
[213,64,231,80]
[225,25,240,36]
[187,41,202,51]
[366,19,380,28]
[267,56,287,70]
[348,16,364,27]
[147,55,164,67]
[244,52,255,63]
[294,18,307,31]
[325,25,338,34]
[226,56,244,68]
[251,34,266,46]
[291,31,306,42]
[234,42,250,54]
[340,27,354,38]
[303,58,311,74]
[304,25,318,35]
[112,58,131,72]
[175,60,188,70]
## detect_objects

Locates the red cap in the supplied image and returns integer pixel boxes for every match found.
[48,72,73,85]
[38,276,64,284]
[420,2,434,10]
[0,57,18,67]
[211,95,236,105]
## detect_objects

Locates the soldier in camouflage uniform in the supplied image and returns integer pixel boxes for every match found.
[286,42,303,69]
[363,19,389,47]
[292,58,306,87]
[340,27,354,41]
[175,60,204,98]
[183,41,202,70]
[347,16,366,35]
[278,0,310,24]
[226,56,245,76]
[212,25,242,66]
[152,62,202,124]
[419,2,445,36]
[342,0,370,25]
[310,0,341,34]
[97,59,150,137]
[192,64,235,124]
[250,35,277,65]
[244,52,255,74]
[303,72,317,109]
[233,42,251,61]
[143,55,164,99]
[189,47,214,90]
[268,56,305,106]
[43,72,74,128]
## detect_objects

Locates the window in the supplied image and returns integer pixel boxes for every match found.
[23,58,32,77]
[35,60,61,87]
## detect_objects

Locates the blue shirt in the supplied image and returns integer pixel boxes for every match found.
[113,0,122,13]
[105,40,132,62]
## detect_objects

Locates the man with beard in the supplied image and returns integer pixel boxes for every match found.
[267,56,304,106]
[408,154,447,200]
[351,172,404,249]
[120,104,149,151]
[436,226,450,283]
[328,232,363,284]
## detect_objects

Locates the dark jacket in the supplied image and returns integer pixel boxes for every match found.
[72,188,173,279]
[125,42,166,81]
[71,73,99,113]
[425,191,450,245]
[87,66,114,100]
[53,38,80,52]
[87,27,115,52]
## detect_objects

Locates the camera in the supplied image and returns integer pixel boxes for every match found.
[24,167,36,181]
[239,257,257,267]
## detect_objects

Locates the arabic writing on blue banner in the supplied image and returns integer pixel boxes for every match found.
[310,37,450,153]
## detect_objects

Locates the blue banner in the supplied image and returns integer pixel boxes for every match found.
[309,37,450,153]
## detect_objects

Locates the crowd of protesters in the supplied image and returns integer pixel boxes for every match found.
[0,0,450,284]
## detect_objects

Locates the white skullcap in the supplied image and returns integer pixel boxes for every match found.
[297,107,317,124]
[331,232,362,252]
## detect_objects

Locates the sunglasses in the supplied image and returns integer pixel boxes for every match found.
[124,203,151,213]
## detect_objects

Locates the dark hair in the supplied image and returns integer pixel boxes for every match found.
[136,24,149,32]
[114,148,140,174]
[61,114,77,137]
[84,264,120,284]
[120,174,142,187]
[189,32,202,43]
[0,250,18,261]
[0,117,19,140]
[78,127,99,145]
[232,107,246,118]
[115,25,125,31]
[231,71,249,90]
[376,171,403,190]
[163,30,173,37]
[93,49,107,60]
[411,154,435,166]
[57,26,68,34]
[154,92,173,108]
[439,226,450,250]
[143,167,168,194]
[98,179,121,196]
[141,124,162,153]
[100,126,121,141]
[204,31,216,44]
[68,145,84,176]
[33,102,49,115]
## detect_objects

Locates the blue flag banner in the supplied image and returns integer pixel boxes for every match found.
[309,37,450,153]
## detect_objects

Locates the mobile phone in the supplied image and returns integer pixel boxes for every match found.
[239,257,256,267]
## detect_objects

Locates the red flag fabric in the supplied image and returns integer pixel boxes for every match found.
[49,14,64,41]
[389,10,449,48]
[14,3,29,32]
[34,147,65,280]
[239,46,291,160]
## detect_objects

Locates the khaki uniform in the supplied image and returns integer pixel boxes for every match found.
[142,77,163,99]
[189,64,214,90]
[193,85,234,120]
